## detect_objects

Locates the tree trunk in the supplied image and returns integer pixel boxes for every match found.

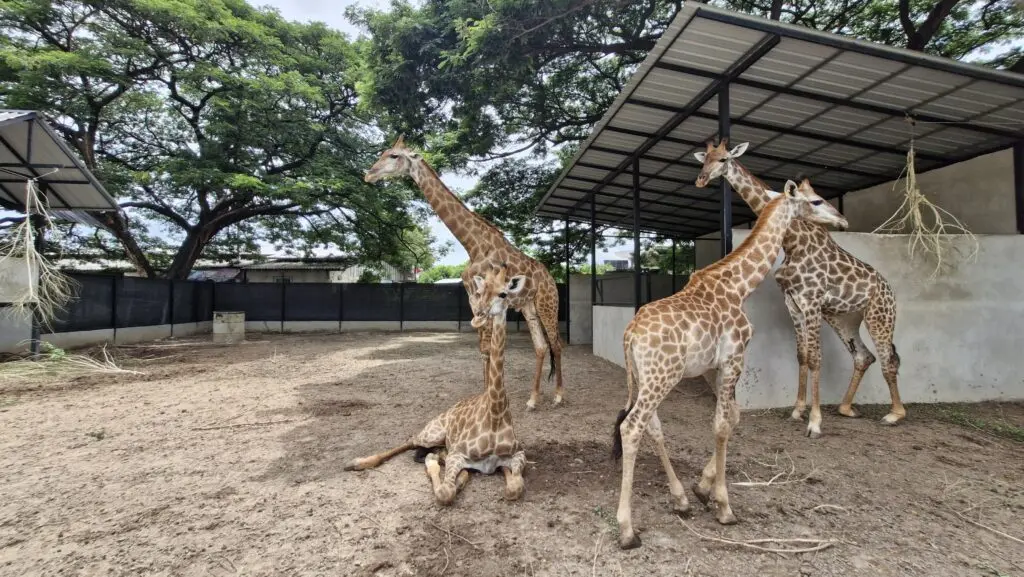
[769,0,783,20]
[99,211,157,278]
[163,226,212,280]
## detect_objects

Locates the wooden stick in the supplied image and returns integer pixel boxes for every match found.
[192,419,295,431]
[680,521,837,556]
[592,533,603,577]
[426,520,482,550]
[954,511,1024,545]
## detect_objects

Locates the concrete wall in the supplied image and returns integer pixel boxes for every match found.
[594,273,681,305]
[593,231,1024,409]
[568,274,593,345]
[843,149,1016,234]
[0,309,32,352]
[592,305,636,368]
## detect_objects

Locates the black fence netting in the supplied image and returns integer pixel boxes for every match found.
[117,277,171,328]
[48,273,570,333]
[215,282,282,322]
[285,283,342,322]
[343,283,400,321]
[402,284,460,322]
[52,274,115,333]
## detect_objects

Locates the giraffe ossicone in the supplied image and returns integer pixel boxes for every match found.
[364,136,565,409]
[694,138,907,438]
[610,178,847,550]
[342,257,527,505]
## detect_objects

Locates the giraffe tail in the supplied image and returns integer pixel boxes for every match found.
[612,338,639,461]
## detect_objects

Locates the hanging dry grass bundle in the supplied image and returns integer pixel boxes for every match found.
[872,123,978,280]
[0,175,78,330]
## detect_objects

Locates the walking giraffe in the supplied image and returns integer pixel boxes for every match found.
[343,256,527,504]
[364,136,564,409]
[694,139,906,438]
[611,181,848,549]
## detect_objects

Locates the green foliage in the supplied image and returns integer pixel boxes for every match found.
[356,268,383,283]
[0,0,440,278]
[578,263,614,275]
[417,262,468,284]
[643,241,696,275]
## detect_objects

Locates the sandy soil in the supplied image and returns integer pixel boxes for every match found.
[1,331,1022,577]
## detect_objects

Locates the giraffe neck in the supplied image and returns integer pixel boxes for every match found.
[724,160,773,215]
[706,197,795,301]
[409,160,505,261]
[486,315,509,413]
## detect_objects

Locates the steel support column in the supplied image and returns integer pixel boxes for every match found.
[590,191,597,306]
[719,83,733,257]
[671,238,677,293]
[633,158,642,312]
[1015,143,1024,234]
[564,218,571,345]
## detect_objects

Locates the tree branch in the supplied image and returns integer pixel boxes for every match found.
[120,201,192,231]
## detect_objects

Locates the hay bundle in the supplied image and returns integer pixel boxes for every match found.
[872,132,978,280]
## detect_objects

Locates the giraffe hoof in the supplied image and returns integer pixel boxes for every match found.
[880,413,904,425]
[790,409,805,422]
[716,510,738,525]
[691,482,711,506]
[619,533,642,550]
[552,395,563,406]
[837,406,860,418]
[526,398,538,411]
[672,503,693,518]
[805,426,822,439]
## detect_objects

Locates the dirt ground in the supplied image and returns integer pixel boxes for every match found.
[1,332,1022,577]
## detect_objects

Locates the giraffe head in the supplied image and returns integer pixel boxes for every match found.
[768,178,848,230]
[693,138,749,188]
[364,135,423,183]
[469,262,526,329]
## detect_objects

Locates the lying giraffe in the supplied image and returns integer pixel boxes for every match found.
[694,139,906,438]
[611,181,848,549]
[343,257,527,504]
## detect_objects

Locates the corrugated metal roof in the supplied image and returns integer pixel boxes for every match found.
[535,4,1024,238]
[0,110,119,215]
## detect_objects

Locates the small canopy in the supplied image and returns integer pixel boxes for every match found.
[535,3,1024,239]
[0,110,119,226]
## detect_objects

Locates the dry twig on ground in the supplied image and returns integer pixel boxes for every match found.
[0,343,141,382]
[681,521,837,557]
[426,520,482,550]
[732,451,821,487]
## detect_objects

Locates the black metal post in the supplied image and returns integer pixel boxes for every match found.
[456,286,462,333]
[564,217,570,345]
[671,238,677,293]
[719,83,733,257]
[168,279,175,337]
[399,282,405,332]
[1014,143,1023,234]
[838,193,845,215]
[632,157,642,311]
[280,281,287,333]
[192,282,200,324]
[338,284,345,333]
[111,274,120,344]
[590,191,597,307]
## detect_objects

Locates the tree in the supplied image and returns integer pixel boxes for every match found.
[0,0,436,279]
[417,261,467,283]
[642,241,695,275]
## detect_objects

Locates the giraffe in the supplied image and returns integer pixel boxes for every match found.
[343,257,527,505]
[694,138,906,438]
[610,181,848,549]
[364,135,564,409]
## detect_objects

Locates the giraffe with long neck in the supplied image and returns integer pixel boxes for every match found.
[364,136,564,409]
[610,181,848,549]
[694,138,906,438]
[343,257,527,504]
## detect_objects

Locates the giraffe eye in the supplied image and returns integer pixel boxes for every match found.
[498,292,508,299]
[389,154,400,159]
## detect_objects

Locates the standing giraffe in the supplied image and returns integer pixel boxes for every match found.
[343,257,528,504]
[610,181,848,549]
[694,139,906,438]
[364,136,564,409]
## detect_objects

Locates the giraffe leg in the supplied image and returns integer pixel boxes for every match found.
[522,306,548,410]
[801,307,825,438]
[536,285,565,406]
[345,416,447,470]
[865,288,906,426]
[783,292,809,422]
[614,376,675,549]
[425,452,468,506]
[501,450,527,501]
[693,357,742,525]
[646,411,689,514]
[823,311,875,419]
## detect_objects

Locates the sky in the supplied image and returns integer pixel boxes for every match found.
[254,0,625,267]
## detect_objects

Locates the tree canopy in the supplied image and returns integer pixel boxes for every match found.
[0,0,441,279]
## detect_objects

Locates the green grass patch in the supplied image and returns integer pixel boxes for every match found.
[924,403,1024,443]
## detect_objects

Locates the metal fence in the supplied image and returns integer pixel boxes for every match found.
[51,274,568,334]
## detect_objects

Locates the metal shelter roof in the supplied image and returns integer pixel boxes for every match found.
[535,3,1024,239]
[0,110,119,226]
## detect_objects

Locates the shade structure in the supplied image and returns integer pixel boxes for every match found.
[535,3,1024,239]
[0,110,119,226]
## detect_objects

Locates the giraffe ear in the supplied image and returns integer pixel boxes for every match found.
[783,180,798,198]
[727,142,749,158]
[473,275,485,293]
[506,275,526,295]
[693,151,706,163]
[394,134,405,147]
